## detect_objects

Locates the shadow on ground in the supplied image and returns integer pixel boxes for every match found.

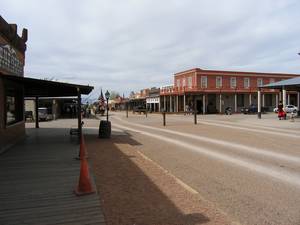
[85,133,210,225]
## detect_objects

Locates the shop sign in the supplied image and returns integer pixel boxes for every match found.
[0,44,23,76]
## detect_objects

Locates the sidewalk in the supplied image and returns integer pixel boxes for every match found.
[0,127,105,225]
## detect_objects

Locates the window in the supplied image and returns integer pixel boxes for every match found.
[5,86,23,126]
[216,76,222,88]
[201,76,207,88]
[257,78,263,87]
[269,78,275,84]
[244,78,250,88]
[188,77,192,88]
[230,77,236,88]
[182,78,186,87]
[176,79,180,87]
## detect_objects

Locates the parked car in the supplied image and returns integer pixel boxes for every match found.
[225,107,232,115]
[241,105,267,114]
[273,105,298,113]
[38,107,52,121]
[133,106,147,114]
[25,111,34,121]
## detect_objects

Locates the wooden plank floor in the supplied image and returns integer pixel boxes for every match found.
[0,127,106,225]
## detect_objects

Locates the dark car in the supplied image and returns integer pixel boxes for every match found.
[241,105,267,114]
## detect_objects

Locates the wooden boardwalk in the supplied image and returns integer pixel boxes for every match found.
[0,128,106,225]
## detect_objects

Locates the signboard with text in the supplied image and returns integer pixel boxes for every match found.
[0,43,24,76]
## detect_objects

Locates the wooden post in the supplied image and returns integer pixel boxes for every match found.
[194,99,197,124]
[35,96,39,128]
[163,112,166,126]
[77,88,82,140]
[257,89,261,119]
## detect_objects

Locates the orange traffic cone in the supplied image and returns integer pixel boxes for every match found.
[74,157,95,196]
[77,134,88,160]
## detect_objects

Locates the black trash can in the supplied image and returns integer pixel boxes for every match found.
[99,120,111,138]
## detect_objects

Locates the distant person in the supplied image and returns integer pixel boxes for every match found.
[185,105,189,115]
[277,100,285,120]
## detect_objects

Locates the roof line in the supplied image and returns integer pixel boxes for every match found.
[175,68,300,77]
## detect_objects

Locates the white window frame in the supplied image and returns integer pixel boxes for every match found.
[230,77,236,88]
[201,76,207,88]
[244,77,250,88]
[176,79,180,87]
[216,76,222,88]
[182,78,186,87]
[188,77,192,88]
[269,78,275,84]
[257,78,263,87]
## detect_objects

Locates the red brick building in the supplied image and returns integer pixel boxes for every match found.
[160,68,300,113]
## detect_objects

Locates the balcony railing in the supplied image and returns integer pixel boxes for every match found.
[160,86,280,95]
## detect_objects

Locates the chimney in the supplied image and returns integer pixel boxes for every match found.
[22,28,28,42]
[9,24,17,33]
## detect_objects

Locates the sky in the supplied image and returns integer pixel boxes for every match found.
[1,0,300,100]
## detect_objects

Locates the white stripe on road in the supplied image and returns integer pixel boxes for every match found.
[113,117,300,164]
[197,121,300,139]
[113,123,300,187]
[201,119,300,136]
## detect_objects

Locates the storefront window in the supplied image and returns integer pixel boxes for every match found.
[5,86,23,126]
[6,96,16,124]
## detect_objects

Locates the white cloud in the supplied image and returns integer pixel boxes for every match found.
[1,0,300,97]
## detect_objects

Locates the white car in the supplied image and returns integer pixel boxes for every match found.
[38,107,53,121]
[273,105,298,113]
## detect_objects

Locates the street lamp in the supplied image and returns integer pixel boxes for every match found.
[105,90,110,121]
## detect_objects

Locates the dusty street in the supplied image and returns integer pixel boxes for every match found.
[31,113,300,225]
[104,112,300,225]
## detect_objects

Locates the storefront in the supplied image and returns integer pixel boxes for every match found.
[0,16,28,151]
[0,16,93,153]
[160,68,300,114]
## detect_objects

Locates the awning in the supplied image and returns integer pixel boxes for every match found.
[262,76,300,91]
[1,73,93,97]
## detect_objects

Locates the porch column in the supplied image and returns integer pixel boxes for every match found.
[279,91,282,101]
[164,96,166,111]
[258,89,261,119]
[183,94,186,112]
[249,93,252,105]
[288,94,290,105]
[234,93,237,113]
[262,94,265,107]
[219,94,222,113]
[275,94,279,107]
[77,88,82,140]
[158,98,161,112]
[297,92,300,109]
[282,88,287,107]
[170,95,172,112]
[154,102,156,112]
[35,96,39,128]
[202,94,206,114]
[176,95,179,112]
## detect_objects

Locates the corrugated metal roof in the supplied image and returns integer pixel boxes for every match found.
[263,76,300,90]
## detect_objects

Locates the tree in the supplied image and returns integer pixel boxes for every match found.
[109,91,120,100]
[129,91,135,98]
